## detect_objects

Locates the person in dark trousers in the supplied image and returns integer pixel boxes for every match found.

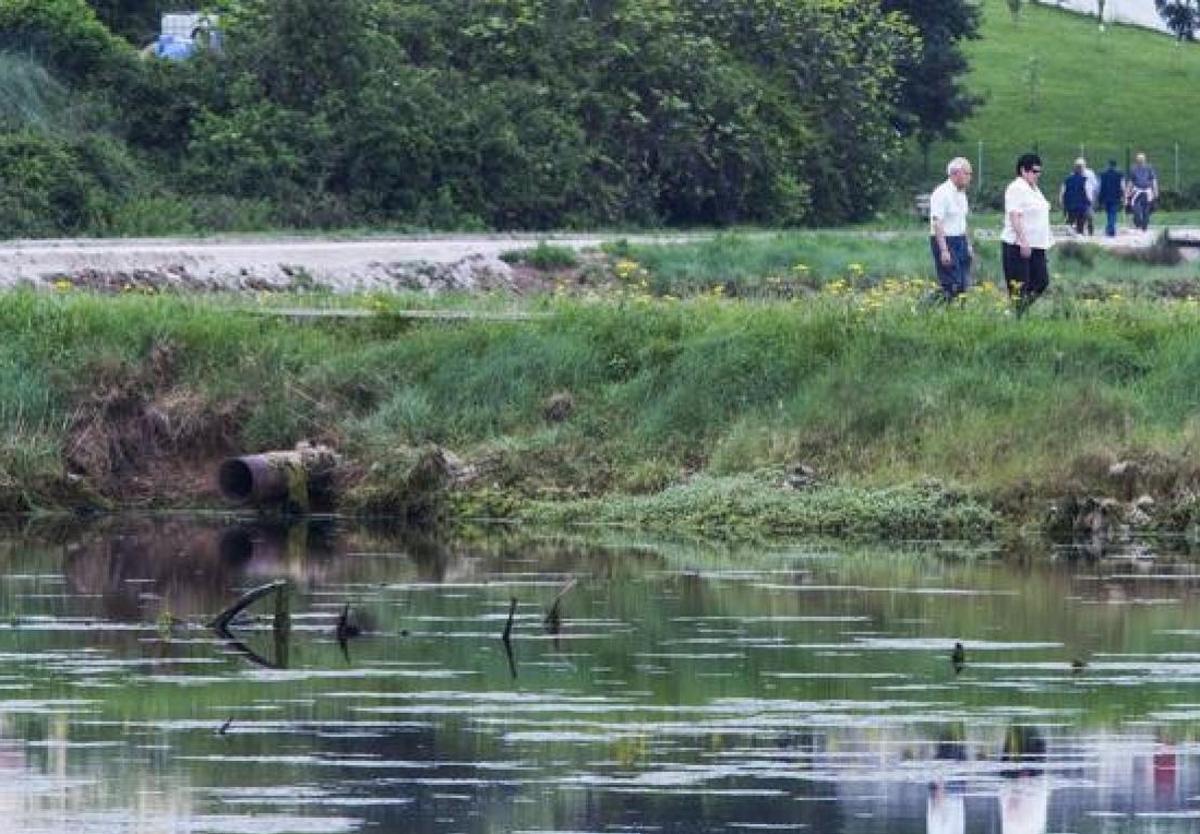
[1098,160,1124,237]
[1002,153,1053,316]
[1059,159,1091,235]
[928,156,974,302]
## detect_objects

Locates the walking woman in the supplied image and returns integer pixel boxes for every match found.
[1002,153,1053,316]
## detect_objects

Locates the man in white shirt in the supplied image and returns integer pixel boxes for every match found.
[929,157,974,301]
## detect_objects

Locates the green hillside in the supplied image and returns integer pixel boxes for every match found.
[932,0,1200,197]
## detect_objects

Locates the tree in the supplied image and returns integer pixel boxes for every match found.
[881,0,982,160]
[84,0,167,45]
[1156,0,1200,40]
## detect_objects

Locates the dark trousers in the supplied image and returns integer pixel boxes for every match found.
[1066,210,1087,234]
[1002,242,1049,314]
[1103,202,1119,237]
[930,235,971,299]
[1131,191,1153,231]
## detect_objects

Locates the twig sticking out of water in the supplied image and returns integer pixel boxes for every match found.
[544,578,577,635]
[502,633,518,680]
[217,717,233,735]
[210,580,289,633]
[951,642,965,675]
[336,604,362,642]
[502,597,517,643]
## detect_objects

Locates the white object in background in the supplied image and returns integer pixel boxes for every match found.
[161,12,218,41]
[1035,0,1171,35]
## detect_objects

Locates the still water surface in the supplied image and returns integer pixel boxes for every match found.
[1,518,1200,833]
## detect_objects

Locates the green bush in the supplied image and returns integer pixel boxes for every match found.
[0,51,72,131]
[500,242,580,270]
[0,0,134,85]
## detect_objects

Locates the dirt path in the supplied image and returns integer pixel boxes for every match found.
[0,233,703,293]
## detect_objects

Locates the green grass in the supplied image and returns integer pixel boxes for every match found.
[499,241,580,270]
[929,0,1200,199]
[7,289,1200,535]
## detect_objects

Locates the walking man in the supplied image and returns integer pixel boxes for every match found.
[1082,159,1099,236]
[1059,159,1091,236]
[1126,152,1158,232]
[1098,160,1124,237]
[929,157,974,301]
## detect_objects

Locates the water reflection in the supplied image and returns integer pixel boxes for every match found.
[4,521,1200,831]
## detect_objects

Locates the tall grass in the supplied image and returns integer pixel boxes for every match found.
[6,290,1200,521]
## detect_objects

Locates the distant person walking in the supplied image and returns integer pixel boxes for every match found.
[1002,153,1053,316]
[1059,159,1091,236]
[1082,159,1099,236]
[928,157,974,301]
[1126,152,1158,232]
[1098,160,1124,237]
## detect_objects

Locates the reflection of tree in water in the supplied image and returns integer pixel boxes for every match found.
[62,518,337,621]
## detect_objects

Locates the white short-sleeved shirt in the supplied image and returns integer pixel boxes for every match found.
[929,179,969,237]
[1002,177,1053,250]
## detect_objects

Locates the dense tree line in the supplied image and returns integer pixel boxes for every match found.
[0,0,977,234]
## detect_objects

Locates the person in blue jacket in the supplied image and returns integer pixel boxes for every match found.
[1097,160,1125,237]
[1059,159,1091,236]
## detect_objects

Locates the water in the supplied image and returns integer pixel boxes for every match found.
[2,518,1200,833]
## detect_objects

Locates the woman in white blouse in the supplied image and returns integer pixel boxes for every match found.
[1001,153,1053,316]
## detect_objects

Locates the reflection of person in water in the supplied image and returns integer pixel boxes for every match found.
[1000,725,1048,834]
[928,780,965,834]
[928,727,967,834]
[1153,732,1177,803]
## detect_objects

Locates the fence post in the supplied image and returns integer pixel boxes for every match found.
[977,140,984,194]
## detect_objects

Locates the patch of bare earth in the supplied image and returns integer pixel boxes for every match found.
[64,341,243,506]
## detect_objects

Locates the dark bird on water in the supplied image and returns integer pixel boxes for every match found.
[951,642,966,674]
[1071,657,1087,674]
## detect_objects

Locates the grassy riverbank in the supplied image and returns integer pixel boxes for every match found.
[5,279,1200,538]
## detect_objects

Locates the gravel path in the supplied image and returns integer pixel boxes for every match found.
[0,233,701,293]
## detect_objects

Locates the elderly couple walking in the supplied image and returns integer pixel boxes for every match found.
[929,153,1051,315]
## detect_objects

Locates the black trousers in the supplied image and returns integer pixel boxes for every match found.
[1001,243,1049,304]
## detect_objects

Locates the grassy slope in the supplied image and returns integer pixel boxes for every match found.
[932,0,1200,193]
[7,290,1200,537]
